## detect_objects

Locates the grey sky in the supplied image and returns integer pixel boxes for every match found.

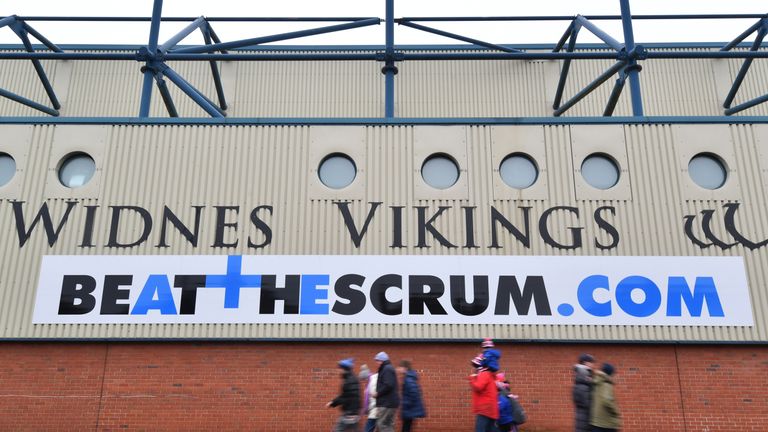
[1,1,767,46]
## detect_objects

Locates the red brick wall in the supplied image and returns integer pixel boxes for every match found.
[0,342,765,431]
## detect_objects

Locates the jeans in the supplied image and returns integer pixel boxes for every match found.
[376,408,397,432]
[333,415,359,432]
[475,415,496,432]
[365,418,377,432]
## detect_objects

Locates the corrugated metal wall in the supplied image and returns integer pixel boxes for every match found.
[2,47,768,117]
[1,123,767,341]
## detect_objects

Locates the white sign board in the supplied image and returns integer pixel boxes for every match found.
[33,255,753,326]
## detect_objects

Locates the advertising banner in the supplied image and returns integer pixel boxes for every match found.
[33,255,753,326]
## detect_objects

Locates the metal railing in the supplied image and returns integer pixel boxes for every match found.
[0,0,767,119]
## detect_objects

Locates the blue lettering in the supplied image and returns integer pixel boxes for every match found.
[205,255,261,308]
[131,274,178,315]
[577,275,611,317]
[666,276,725,317]
[615,276,661,318]
[300,274,330,315]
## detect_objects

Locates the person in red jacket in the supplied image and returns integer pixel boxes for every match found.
[468,354,498,432]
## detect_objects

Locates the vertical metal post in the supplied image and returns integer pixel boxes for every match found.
[384,0,395,118]
[139,0,164,117]
[619,0,643,116]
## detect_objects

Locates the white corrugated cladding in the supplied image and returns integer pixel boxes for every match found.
[1,47,768,117]
[0,122,767,341]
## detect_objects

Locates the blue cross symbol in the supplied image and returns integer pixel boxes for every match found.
[205,255,261,308]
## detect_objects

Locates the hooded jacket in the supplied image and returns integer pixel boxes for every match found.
[331,370,361,415]
[469,369,498,419]
[376,360,400,408]
[590,371,621,429]
[572,364,593,432]
[401,370,426,419]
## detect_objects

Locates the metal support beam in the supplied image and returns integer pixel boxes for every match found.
[604,72,627,116]
[14,26,61,109]
[620,0,644,116]
[725,92,768,116]
[160,16,207,52]
[554,61,627,116]
[384,0,395,118]
[723,26,767,109]
[139,0,164,117]
[574,15,623,51]
[722,18,766,51]
[173,18,381,54]
[161,66,225,118]
[154,73,178,117]
[553,24,580,110]
[0,87,59,116]
[202,27,228,111]
[398,21,522,53]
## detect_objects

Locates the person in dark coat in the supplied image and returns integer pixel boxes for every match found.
[373,352,399,432]
[328,358,361,432]
[572,353,595,432]
[397,360,426,432]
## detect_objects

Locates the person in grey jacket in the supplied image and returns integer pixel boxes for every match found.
[572,353,595,432]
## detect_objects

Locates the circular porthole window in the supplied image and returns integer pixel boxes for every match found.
[318,153,356,189]
[0,153,16,187]
[499,153,538,189]
[58,153,96,188]
[581,154,620,190]
[421,154,459,190]
[688,153,727,190]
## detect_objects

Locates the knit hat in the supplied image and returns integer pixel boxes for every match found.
[338,358,354,370]
[578,353,595,364]
[602,363,615,376]
[358,364,370,380]
[481,338,495,348]
[496,372,506,382]
[375,352,389,362]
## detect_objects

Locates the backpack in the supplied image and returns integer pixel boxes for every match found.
[509,397,527,425]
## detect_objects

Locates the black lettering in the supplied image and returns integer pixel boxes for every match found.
[335,201,382,248]
[539,206,583,250]
[489,206,531,248]
[106,206,153,248]
[157,206,204,248]
[416,206,456,248]
[259,275,300,314]
[463,207,478,248]
[100,275,132,315]
[594,206,620,250]
[390,206,405,248]
[173,275,207,315]
[79,205,99,248]
[370,274,402,315]
[248,205,273,249]
[450,275,489,316]
[58,275,96,315]
[494,276,551,316]
[12,201,78,247]
[211,206,239,248]
[332,274,366,315]
[408,275,448,315]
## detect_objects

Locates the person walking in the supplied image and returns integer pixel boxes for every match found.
[495,373,515,432]
[373,352,399,432]
[468,354,498,432]
[572,353,595,432]
[359,364,379,432]
[327,358,361,432]
[590,363,622,432]
[397,360,426,432]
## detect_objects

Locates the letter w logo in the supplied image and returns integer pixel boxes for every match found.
[683,203,768,250]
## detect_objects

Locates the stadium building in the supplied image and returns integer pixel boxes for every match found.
[0,0,767,430]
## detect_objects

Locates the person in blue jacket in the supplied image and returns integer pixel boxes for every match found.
[397,360,426,432]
